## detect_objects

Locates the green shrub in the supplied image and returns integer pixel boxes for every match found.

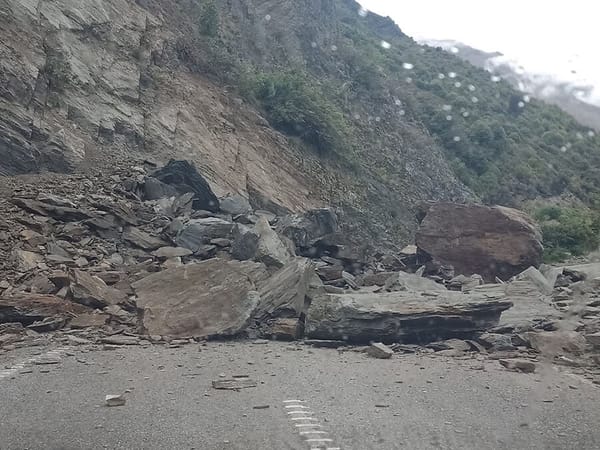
[534,206,600,262]
[239,68,351,155]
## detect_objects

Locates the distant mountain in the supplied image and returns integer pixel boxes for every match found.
[423,39,600,131]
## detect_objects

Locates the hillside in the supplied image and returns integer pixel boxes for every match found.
[1,0,600,253]
[425,39,600,132]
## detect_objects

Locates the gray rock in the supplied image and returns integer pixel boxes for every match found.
[210,238,231,248]
[277,208,338,249]
[316,265,344,281]
[478,333,515,351]
[367,342,393,359]
[69,269,128,309]
[254,218,292,268]
[305,290,512,344]
[585,333,600,348]
[143,177,178,200]
[220,194,252,215]
[176,218,235,253]
[231,225,260,261]
[10,249,43,272]
[499,359,536,373]
[123,228,167,251]
[152,247,193,259]
[361,272,398,287]
[515,267,554,295]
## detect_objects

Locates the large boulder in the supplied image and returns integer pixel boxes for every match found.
[231,219,293,269]
[305,290,512,344]
[150,160,220,212]
[416,203,543,281]
[133,259,269,338]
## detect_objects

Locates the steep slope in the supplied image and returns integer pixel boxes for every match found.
[2,0,600,252]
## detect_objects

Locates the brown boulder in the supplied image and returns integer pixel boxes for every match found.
[133,259,269,338]
[416,203,543,281]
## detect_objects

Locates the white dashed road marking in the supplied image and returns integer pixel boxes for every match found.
[0,346,70,380]
[283,399,341,449]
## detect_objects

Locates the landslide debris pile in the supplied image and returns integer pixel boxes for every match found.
[1,160,600,381]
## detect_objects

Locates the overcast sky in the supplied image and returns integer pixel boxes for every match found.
[358,0,598,97]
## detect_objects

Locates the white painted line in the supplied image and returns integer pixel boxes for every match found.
[283,399,305,403]
[291,417,318,421]
[0,346,70,380]
[306,438,334,443]
[286,405,309,409]
[299,431,328,435]
[283,399,341,449]
[288,411,314,415]
[295,424,323,428]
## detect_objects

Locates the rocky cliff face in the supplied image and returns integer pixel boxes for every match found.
[0,0,469,249]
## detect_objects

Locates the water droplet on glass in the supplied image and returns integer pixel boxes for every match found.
[446,115,453,121]
[450,46,459,54]
[454,82,461,88]
[375,116,381,122]
[381,41,391,50]
[311,42,317,48]
[468,85,476,92]
[448,72,457,78]
[442,104,452,111]
[453,136,461,142]
[471,97,479,103]
[358,6,368,17]
[518,101,525,108]
[523,95,531,103]
[566,142,572,149]
[576,132,584,139]
[405,77,412,83]
[560,146,567,152]
[264,14,271,21]
[331,45,337,52]
[438,73,446,79]
[588,130,595,137]
[491,75,501,82]
[399,110,406,116]
[402,62,414,70]
[462,111,470,118]
[354,113,360,120]
[394,99,402,106]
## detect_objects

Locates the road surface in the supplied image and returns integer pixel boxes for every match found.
[1,340,599,449]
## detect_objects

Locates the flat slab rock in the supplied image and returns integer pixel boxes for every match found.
[305,290,512,344]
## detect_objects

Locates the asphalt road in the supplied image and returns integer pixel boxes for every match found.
[1,340,599,450]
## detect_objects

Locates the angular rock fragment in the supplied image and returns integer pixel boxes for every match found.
[367,342,394,359]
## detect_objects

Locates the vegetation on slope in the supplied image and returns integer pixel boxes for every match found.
[163,0,600,259]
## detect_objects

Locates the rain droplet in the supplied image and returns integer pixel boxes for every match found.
[523,95,531,103]
[518,101,525,108]
[454,82,462,88]
[311,42,317,48]
[462,111,470,118]
[588,130,595,137]
[381,41,391,50]
[405,77,412,83]
[353,113,360,120]
[402,62,414,70]
[453,136,461,142]
[399,110,406,116]
[491,75,501,82]
[442,104,452,111]
[394,99,402,106]
[375,116,381,122]
[560,146,567,152]
[468,84,476,92]
[471,97,479,103]
[438,73,446,79]
[358,6,368,17]
[448,72,457,78]
[264,14,271,21]
[330,45,337,52]
[446,115,453,121]
[450,46,459,54]
[576,132,584,139]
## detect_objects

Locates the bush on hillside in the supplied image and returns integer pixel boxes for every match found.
[534,206,600,262]
[239,69,351,155]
